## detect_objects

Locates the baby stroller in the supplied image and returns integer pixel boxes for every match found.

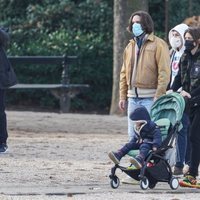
[109,92,185,190]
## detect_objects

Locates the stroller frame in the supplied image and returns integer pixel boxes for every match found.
[109,120,180,190]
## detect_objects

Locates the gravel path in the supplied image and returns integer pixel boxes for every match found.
[0,111,199,200]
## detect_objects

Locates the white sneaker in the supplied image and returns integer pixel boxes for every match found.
[121,175,139,185]
[183,164,190,175]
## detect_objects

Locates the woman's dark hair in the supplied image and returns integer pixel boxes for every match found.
[184,27,200,43]
[127,10,154,34]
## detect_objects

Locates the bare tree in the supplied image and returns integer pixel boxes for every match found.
[164,0,169,41]
[188,0,193,16]
[110,0,148,115]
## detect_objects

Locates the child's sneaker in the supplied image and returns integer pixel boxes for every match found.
[129,156,143,169]
[108,151,122,164]
[179,175,200,189]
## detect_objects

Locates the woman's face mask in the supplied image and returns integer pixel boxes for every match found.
[170,37,182,49]
[132,23,144,37]
[185,40,196,52]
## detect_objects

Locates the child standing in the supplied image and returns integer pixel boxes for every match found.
[108,106,162,169]
[167,23,190,176]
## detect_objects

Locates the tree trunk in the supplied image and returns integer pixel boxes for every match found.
[110,0,148,115]
[164,0,169,41]
[188,0,192,17]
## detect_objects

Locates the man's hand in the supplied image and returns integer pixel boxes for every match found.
[118,100,127,111]
[153,96,158,102]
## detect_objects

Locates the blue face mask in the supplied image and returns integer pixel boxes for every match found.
[132,23,144,37]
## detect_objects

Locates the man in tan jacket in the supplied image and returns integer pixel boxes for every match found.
[119,11,170,141]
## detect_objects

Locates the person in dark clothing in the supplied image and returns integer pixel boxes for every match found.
[171,27,200,187]
[0,28,10,153]
[108,106,162,169]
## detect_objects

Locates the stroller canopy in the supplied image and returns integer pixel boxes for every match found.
[150,92,185,127]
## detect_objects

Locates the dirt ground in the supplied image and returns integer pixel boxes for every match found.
[0,111,199,200]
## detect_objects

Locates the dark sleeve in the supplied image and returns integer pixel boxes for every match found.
[167,50,175,90]
[166,72,172,90]
[191,86,200,97]
[152,128,162,148]
[170,66,182,91]
[0,28,10,48]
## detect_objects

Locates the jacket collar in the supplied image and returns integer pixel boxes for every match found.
[129,32,155,43]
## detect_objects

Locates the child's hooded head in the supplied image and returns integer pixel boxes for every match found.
[129,106,151,122]
[129,106,151,133]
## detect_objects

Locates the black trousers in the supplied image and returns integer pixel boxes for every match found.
[0,89,8,144]
[189,105,200,177]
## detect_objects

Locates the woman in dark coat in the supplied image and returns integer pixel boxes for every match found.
[172,27,200,187]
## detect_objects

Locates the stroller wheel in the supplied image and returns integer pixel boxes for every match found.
[169,177,179,190]
[110,176,120,189]
[140,176,149,190]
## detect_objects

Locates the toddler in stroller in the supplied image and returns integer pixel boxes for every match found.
[108,92,185,190]
[108,106,162,169]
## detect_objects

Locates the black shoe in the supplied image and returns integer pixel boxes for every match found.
[173,166,183,176]
[0,143,8,153]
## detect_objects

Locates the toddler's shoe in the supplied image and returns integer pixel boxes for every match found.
[179,174,200,189]
[108,151,122,164]
[129,156,143,169]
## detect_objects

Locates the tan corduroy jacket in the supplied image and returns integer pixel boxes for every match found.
[119,33,170,100]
